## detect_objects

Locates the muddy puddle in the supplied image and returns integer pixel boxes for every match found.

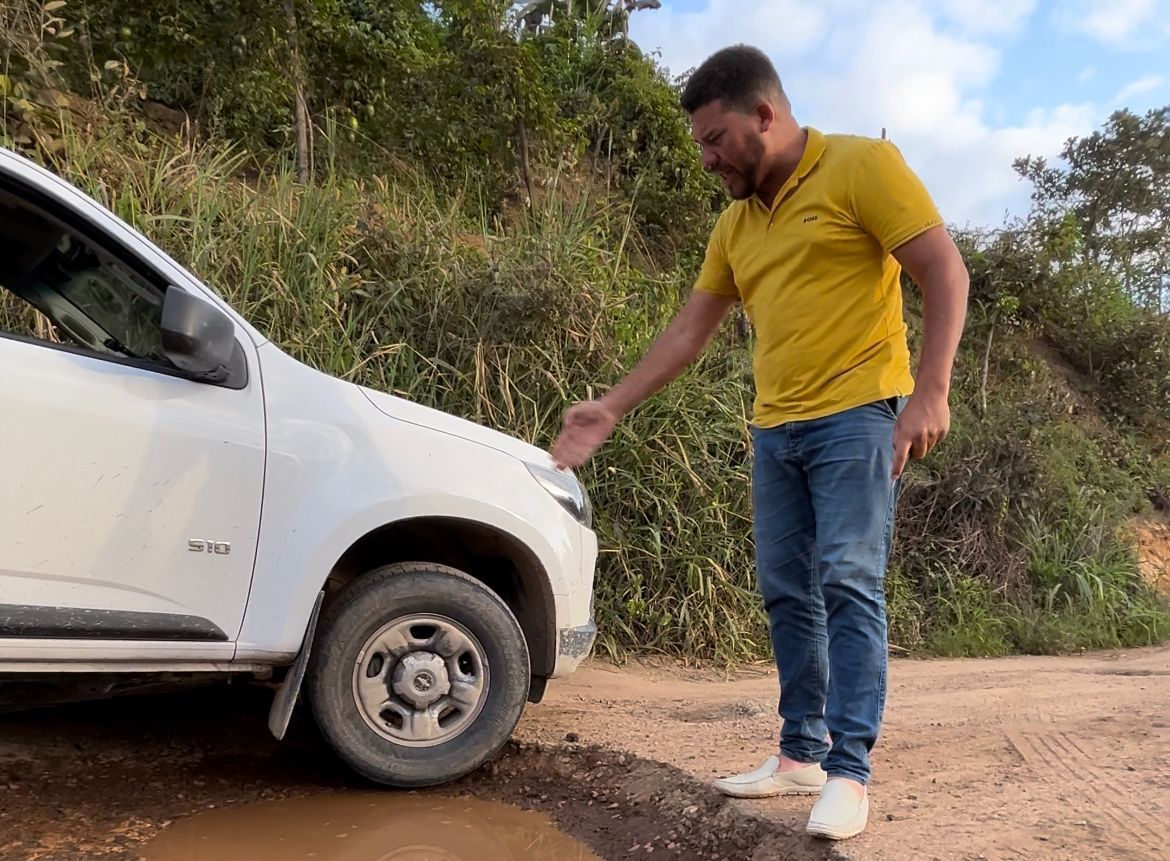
[0,686,833,861]
[139,792,600,861]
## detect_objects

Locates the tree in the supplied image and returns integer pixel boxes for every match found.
[285,0,312,183]
[1015,106,1170,313]
[516,0,660,39]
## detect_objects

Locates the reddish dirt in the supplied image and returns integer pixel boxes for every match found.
[516,647,1170,861]
[0,684,828,861]
[1134,515,1170,596]
[1,646,1168,860]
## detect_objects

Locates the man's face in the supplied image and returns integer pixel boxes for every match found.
[690,99,767,200]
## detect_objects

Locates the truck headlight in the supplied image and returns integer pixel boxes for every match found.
[527,464,593,529]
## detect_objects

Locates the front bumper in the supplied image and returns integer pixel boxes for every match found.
[550,618,597,679]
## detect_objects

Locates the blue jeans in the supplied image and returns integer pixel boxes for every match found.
[751,398,903,785]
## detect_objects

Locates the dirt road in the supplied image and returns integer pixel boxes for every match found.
[1,646,1167,860]
[519,646,1170,861]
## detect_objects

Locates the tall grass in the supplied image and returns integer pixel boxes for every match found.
[19,123,765,661]
[7,123,1169,662]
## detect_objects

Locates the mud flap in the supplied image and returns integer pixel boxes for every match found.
[267,590,324,741]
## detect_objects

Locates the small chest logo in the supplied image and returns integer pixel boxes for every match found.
[803,214,819,224]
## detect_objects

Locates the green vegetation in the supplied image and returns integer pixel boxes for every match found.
[3,0,1168,662]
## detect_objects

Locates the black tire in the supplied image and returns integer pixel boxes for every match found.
[306,562,530,787]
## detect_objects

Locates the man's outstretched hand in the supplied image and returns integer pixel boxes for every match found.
[548,292,736,469]
[551,399,620,470]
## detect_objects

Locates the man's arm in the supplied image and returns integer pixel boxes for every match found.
[889,224,970,478]
[551,290,737,469]
[603,290,738,417]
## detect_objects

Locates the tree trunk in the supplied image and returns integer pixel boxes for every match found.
[516,104,534,208]
[284,0,311,184]
[980,316,995,416]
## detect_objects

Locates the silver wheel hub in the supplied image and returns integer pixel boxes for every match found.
[393,652,451,709]
[352,614,489,748]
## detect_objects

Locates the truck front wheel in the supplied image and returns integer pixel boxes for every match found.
[306,562,530,787]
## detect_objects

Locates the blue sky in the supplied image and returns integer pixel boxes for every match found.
[628,0,1170,227]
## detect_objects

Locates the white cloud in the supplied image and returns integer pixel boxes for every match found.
[1058,0,1170,47]
[802,1,1000,137]
[799,2,1091,226]
[1113,74,1166,105]
[938,0,1038,35]
[1078,66,1097,83]
[630,0,831,79]
[912,103,1095,228]
[629,0,1100,227]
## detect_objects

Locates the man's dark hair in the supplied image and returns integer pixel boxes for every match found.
[680,45,786,115]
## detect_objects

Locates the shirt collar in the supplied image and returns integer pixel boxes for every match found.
[754,126,827,213]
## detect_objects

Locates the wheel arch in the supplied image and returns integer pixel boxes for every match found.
[324,516,558,684]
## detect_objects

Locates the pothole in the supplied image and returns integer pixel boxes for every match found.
[0,688,836,861]
[139,792,599,860]
[450,743,835,861]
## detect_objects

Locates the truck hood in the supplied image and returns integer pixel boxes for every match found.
[358,386,555,469]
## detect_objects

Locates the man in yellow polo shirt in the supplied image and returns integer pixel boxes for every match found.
[551,45,968,840]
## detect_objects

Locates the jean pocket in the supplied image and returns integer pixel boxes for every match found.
[877,397,900,420]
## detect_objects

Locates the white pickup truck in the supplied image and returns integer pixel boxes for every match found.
[0,145,598,787]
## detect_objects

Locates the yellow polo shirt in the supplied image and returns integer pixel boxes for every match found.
[694,127,942,428]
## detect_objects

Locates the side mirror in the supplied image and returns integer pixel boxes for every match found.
[161,287,236,378]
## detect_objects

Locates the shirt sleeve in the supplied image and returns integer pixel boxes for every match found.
[849,139,944,254]
[692,211,740,299]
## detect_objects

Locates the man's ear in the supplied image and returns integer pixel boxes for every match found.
[756,100,776,133]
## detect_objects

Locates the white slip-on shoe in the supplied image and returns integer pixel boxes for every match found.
[805,779,869,840]
[713,755,827,798]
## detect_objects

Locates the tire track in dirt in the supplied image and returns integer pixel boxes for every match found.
[1005,713,1166,857]
[1044,729,1166,846]
[1030,731,1161,844]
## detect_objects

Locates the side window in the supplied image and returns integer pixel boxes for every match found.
[0,184,171,366]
